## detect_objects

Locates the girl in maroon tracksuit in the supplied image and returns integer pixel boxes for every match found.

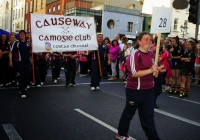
[116,32,163,140]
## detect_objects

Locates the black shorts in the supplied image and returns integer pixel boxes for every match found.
[171,61,181,69]
[179,67,193,75]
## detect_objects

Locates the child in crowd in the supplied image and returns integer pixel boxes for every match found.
[179,39,196,97]
[159,44,171,91]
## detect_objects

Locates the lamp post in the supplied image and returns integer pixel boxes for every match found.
[180,25,188,38]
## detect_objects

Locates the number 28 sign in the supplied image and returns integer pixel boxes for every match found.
[150,7,173,33]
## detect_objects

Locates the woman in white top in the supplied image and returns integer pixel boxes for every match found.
[125,40,133,58]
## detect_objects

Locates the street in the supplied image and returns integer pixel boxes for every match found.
[0,70,200,140]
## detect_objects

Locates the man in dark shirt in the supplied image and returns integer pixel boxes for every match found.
[90,34,110,91]
[9,30,31,98]
[62,51,77,86]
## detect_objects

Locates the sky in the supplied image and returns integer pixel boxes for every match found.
[142,0,171,14]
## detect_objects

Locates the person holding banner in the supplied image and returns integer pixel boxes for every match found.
[90,34,110,91]
[51,52,62,84]
[34,52,49,87]
[116,32,161,140]
[62,51,77,86]
[9,30,31,98]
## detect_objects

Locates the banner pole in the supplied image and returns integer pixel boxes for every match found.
[97,50,102,77]
[29,12,36,84]
[153,33,161,76]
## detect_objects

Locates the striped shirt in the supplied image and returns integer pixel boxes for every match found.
[126,49,155,90]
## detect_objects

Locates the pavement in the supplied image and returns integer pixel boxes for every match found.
[0,70,200,140]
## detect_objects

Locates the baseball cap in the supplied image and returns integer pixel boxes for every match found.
[127,40,133,44]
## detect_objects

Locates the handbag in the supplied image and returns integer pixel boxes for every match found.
[79,56,87,62]
[111,59,117,62]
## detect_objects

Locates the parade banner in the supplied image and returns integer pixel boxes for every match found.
[31,14,98,52]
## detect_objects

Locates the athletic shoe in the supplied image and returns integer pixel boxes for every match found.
[21,95,26,98]
[79,74,86,77]
[57,77,60,80]
[162,87,165,92]
[54,80,57,84]
[37,85,41,87]
[69,83,73,86]
[179,93,183,98]
[174,90,179,94]
[116,133,132,140]
[90,87,95,91]
[41,82,44,86]
[165,86,170,91]
[168,90,174,94]
[96,86,100,90]
[16,81,19,86]
[72,84,76,87]
[27,85,30,89]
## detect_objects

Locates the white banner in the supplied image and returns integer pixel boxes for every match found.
[31,14,98,52]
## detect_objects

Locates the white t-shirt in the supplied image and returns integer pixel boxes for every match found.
[125,47,133,57]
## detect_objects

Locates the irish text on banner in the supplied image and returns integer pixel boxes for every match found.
[31,14,98,52]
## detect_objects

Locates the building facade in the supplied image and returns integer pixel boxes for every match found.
[12,0,26,32]
[0,3,2,29]
[0,0,12,32]
[46,0,63,15]
[34,0,46,14]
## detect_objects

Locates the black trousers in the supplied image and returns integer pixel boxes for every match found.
[63,60,76,85]
[118,88,160,140]
[90,60,105,87]
[16,61,31,95]
[35,59,48,85]
[0,59,9,85]
[80,61,88,75]
[154,74,163,104]
[51,60,61,81]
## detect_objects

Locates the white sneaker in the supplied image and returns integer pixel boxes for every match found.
[37,85,41,87]
[57,77,60,80]
[41,82,44,86]
[21,95,26,98]
[54,80,57,84]
[96,86,100,90]
[27,85,30,89]
[90,87,95,91]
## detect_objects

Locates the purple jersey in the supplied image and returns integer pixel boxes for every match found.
[126,49,155,90]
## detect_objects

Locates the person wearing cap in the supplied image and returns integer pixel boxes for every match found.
[9,30,31,99]
[125,40,133,58]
